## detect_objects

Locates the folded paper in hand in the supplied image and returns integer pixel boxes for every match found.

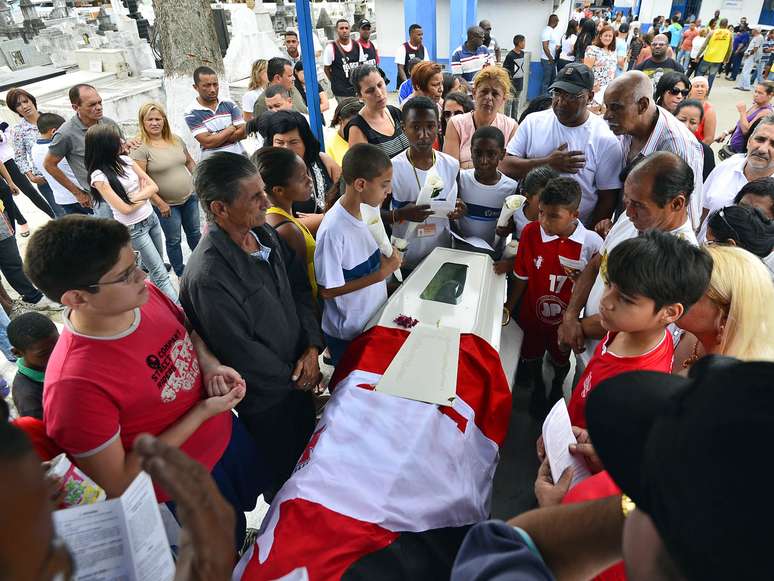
[542,399,592,489]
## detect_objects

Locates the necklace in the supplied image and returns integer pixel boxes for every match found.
[407,149,435,190]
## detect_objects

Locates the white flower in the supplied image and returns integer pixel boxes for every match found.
[504,194,526,210]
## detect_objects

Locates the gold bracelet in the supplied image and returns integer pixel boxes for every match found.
[621,494,636,518]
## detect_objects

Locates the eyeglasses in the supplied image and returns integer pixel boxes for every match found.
[549,89,585,102]
[442,110,465,118]
[667,87,691,97]
[86,251,143,288]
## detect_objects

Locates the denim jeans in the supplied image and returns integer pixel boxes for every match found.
[0,306,15,362]
[37,181,64,218]
[697,60,723,90]
[154,195,202,277]
[60,203,93,216]
[128,212,178,302]
[540,59,556,95]
[676,49,691,71]
[738,57,756,90]
[504,93,521,121]
[0,236,42,304]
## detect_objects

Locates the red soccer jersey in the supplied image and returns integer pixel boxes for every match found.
[44,283,231,501]
[514,221,602,328]
[568,330,675,428]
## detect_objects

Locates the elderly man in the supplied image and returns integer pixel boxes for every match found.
[44,84,121,217]
[180,152,323,498]
[253,57,309,117]
[557,152,697,365]
[451,26,492,82]
[634,33,684,86]
[501,63,623,227]
[700,114,774,234]
[603,70,704,228]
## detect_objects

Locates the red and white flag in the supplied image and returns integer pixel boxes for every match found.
[235,326,512,581]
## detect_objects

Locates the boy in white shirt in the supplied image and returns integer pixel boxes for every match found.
[458,126,518,248]
[30,114,88,216]
[388,96,464,271]
[315,143,402,366]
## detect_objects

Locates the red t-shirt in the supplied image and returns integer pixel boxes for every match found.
[514,221,602,328]
[44,283,231,501]
[568,331,674,429]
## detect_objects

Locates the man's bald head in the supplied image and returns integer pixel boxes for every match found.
[720,18,728,27]
[467,25,485,48]
[603,71,656,137]
[651,34,669,58]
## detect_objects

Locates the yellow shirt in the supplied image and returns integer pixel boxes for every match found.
[267,206,318,298]
[326,131,350,168]
[703,28,732,63]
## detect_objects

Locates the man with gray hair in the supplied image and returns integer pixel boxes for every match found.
[603,70,704,228]
[700,114,774,236]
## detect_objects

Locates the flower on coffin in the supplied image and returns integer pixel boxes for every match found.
[394,314,419,329]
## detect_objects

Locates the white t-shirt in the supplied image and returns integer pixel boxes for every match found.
[241,88,264,115]
[699,154,751,241]
[506,109,623,224]
[580,213,698,364]
[690,35,706,59]
[314,199,388,341]
[513,205,532,239]
[31,141,78,205]
[390,150,460,269]
[90,155,153,226]
[541,26,560,58]
[560,34,577,61]
[458,169,519,247]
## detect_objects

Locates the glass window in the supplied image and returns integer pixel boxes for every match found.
[420,262,468,305]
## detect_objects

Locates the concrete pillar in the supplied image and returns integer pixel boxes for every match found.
[295,0,324,147]
[404,0,437,60]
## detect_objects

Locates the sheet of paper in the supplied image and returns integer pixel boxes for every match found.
[121,472,175,581]
[542,399,592,489]
[53,498,129,580]
[53,472,174,581]
[450,230,494,251]
[376,324,459,406]
[558,255,587,272]
[430,199,455,218]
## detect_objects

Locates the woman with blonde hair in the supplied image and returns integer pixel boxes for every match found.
[130,101,200,278]
[443,66,517,169]
[675,245,774,371]
[242,59,268,121]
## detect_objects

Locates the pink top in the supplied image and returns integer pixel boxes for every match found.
[450,112,518,168]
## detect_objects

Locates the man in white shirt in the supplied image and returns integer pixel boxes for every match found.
[501,63,623,227]
[480,19,501,63]
[700,116,774,237]
[603,71,704,229]
[557,152,698,365]
[540,14,561,94]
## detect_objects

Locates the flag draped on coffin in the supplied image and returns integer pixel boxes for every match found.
[235,325,512,581]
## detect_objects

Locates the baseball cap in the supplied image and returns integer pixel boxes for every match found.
[359,19,372,29]
[587,357,774,580]
[549,63,594,94]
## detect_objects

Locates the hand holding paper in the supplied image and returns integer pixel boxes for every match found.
[361,204,403,282]
[542,399,592,489]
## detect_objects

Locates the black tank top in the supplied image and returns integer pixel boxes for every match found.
[401,42,426,68]
[329,41,361,97]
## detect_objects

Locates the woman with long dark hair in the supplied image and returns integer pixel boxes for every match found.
[256,110,340,233]
[85,124,177,301]
[252,146,318,298]
[574,18,598,62]
[558,21,579,72]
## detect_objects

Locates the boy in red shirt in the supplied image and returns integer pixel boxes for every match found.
[567,230,712,428]
[505,177,603,416]
[24,216,268,549]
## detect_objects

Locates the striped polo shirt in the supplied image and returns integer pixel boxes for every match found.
[183,98,245,159]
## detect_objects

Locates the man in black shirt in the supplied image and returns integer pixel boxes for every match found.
[323,19,362,97]
[635,33,684,87]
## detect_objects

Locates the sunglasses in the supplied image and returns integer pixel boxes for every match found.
[442,110,465,118]
[668,87,691,97]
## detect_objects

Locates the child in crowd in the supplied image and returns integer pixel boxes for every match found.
[505,177,603,416]
[315,143,402,365]
[503,34,526,121]
[326,97,363,167]
[458,126,518,248]
[388,96,463,271]
[85,124,178,302]
[8,312,58,420]
[567,230,713,428]
[24,216,266,549]
[31,113,88,216]
[495,166,560,247]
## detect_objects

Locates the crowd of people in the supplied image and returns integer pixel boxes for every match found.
[1,6,774,581]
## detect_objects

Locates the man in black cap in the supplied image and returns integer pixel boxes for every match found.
[501,62,623,227]
[451,358,774,580]
[356,19,379,68]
